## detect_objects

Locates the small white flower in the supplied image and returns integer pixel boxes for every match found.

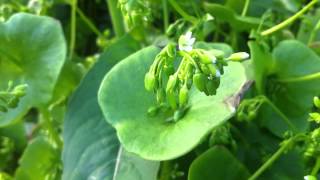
[178,31,196,52]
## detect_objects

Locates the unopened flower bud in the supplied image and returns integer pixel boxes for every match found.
[193,72,206,92]
[179,85,189,106]
[144,72,156,91]
[227,52,250,61]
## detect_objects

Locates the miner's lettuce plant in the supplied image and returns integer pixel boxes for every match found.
[1,0,320,180]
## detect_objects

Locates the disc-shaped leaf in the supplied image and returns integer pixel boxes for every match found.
[260,40,320,136]
[188,146,250,180]
[98,43,248,160]
[0,13,66,126]
[62,35,159,180]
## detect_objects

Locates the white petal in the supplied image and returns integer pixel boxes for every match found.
[185,31,192,40]
[179,45,192,51]
[184,45,193,52]
[188,37,196,45]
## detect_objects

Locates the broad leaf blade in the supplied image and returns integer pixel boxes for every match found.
[0,13,66,126]
[188,146,250,180]
[62,35,159,180]
[98,43,247,160]
[261,40,320,136]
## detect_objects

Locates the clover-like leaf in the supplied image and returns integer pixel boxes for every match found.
[0,13,66,126]
[63,35,159,180]
[98,43,248,160]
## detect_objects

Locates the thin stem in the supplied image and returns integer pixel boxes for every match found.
[40,109,63,149]
[168,0,198,24]
[248,136,299,180]
[261,0,318,36]
[190,0,201,18]
[159,161,172,180]
[277,72,320,83]
[107,0,126,38]
[162,0,169,31]
[308,19,320,45]
[76,8,103,37]
[311,156,320,176]
[263,96,298,133]
[68,0,77,60]
[179,51,200,70]
[241,0,250,17]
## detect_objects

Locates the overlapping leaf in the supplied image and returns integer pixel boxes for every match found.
[62,35,159,180]
[98,43,248,160]
[0,13,66,126]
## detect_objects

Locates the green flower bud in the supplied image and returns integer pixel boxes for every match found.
[179,85,189,106]
[205,80,217,95]
[186,63,195,78]
[167,90,177,109]
[166,75,177,92]
[200,64,211,75]
[193,72,206,92]
[227,52,250,61]
[248,111,256,120]
[156,89,165,103]
[13,84,28,97]
[314,96,320,109]
[147,106,159,117]
[144,72,156,91]
[237,111,246,121]
[207,64,217,76]
[198,52,215,64]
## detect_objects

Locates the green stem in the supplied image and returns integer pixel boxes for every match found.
[179,51,200,70]
[107,0,126,38]
[76,8,103,37]
[162,0,169,31]
[248,136,299,180]
[261,0,318,36]
[263,96,298,133]
[168,0,198,24]
[190,0,201,18]
[40,109,63,149]
[277,72,320,83]
[241,0,250,17]
[308,19,320,45]
[311,156,320,176]
[68,0,77,60]
[159,161,172,180]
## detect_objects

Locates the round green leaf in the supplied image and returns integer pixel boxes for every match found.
[98,45,248,160]
[260,40,320,136]
[188,146,250,180]
[63,35,159,180]
[0,13,66,126]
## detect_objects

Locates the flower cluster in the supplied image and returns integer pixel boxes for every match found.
[145,32,249,114]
